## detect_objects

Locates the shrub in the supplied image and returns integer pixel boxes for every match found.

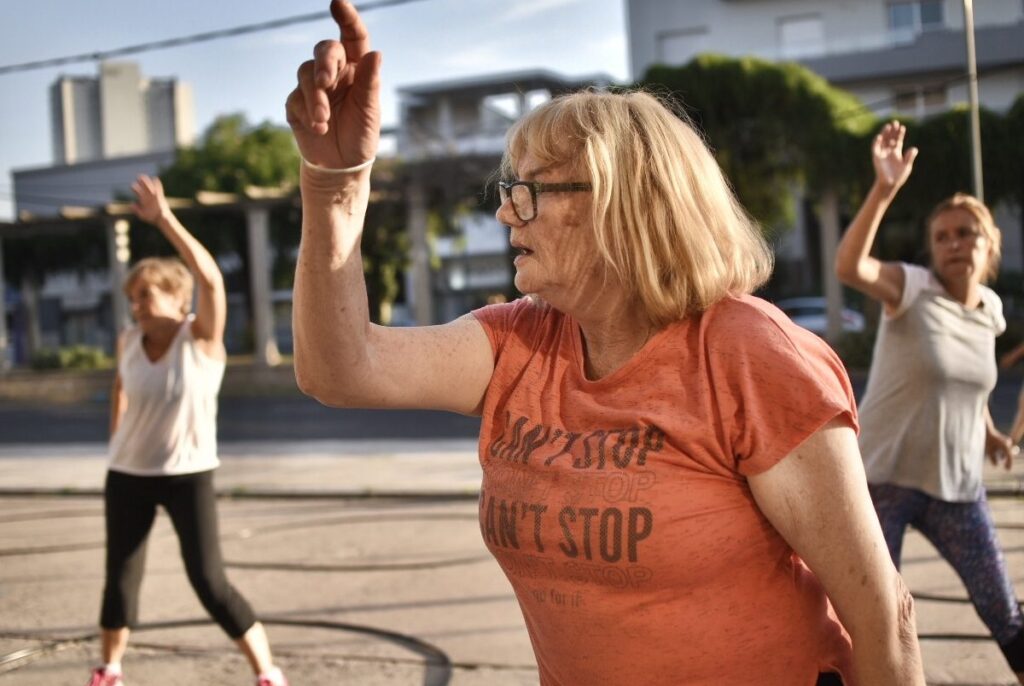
[30,345,112,371]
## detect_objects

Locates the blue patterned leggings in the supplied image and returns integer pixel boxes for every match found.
[869,483,1024,655]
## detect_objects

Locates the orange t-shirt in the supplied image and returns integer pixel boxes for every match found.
[472,295,858,686]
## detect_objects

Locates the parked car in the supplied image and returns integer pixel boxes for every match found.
[774,297,866,336]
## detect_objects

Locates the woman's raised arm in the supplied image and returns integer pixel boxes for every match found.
[131,174,226,350]
[287,1,493,414]
[835,121,918,311]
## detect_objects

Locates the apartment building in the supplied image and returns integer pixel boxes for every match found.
[627,0,1024,279]
[628,0,1023,117]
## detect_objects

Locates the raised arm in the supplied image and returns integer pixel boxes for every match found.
[748,418,925,685]
[835,122,918,311]
[286,0,493,414]
[131,175,226,352]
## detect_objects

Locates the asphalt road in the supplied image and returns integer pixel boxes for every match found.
[0,396,481,443]
[0,375,1020,444]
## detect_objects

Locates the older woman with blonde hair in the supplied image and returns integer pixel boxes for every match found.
[86,175,288,686]
[837,121,1024,682]
[287,2,924,683]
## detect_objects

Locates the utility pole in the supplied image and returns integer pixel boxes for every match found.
[963,0,984,201]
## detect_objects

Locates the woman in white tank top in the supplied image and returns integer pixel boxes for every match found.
[87,175,288,686]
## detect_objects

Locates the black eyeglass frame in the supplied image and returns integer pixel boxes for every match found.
[497,180,593,222]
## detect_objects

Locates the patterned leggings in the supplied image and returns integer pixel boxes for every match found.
[869,483,1024,667]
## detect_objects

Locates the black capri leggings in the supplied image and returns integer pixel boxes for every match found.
[101,469,256,638]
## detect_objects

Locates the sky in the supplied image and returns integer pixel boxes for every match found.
[0,0,630,221]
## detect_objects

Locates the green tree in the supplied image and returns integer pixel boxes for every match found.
[640,55,875,233]
[144,114,412,324]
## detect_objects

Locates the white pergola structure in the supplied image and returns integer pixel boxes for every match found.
[0,186,295,371]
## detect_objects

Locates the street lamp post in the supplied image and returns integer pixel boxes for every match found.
[963,0,984,202]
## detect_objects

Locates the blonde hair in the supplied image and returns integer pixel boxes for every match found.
[500,89,773,326]
[926,193,1001,283]
[124,257,194,315]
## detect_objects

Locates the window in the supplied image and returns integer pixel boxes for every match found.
[888,1,945,40]
[889,2,914,32]
[778,14,825,59]
[919,0,943,28]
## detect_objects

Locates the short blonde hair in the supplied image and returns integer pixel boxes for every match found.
[124,257,194,315]
[926,193,1002,283]
[500,89,773,326]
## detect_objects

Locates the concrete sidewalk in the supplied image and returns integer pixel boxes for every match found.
[0,441,1023,685]
[0,440,483,498]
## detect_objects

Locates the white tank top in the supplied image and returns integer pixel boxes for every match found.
[108,315,225,475]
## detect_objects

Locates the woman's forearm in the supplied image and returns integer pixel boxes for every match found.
[845,573,924,685]
[292,165,374,401]
[154,212,223,289]
[835,181,896,284]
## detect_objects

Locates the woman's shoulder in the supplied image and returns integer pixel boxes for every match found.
[472,297,565,357]
[703,294,802,340]
[699,294,842,366]
[979,284,1006,333]
[473,296,560,333]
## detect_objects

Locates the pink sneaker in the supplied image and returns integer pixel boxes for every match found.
[256,675,289,686]
[85,667,124,686]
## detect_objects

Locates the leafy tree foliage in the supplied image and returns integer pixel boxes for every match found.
[640,55,874,232]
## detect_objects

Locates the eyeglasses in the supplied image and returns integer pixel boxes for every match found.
[497,180,592,222]
[933,226,983,245]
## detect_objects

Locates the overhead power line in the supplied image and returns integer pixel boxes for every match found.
[0,0,428,76]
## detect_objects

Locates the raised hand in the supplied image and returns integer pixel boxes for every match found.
[131,174,170,225]
[872,121,918,193]
[286,0,381,170]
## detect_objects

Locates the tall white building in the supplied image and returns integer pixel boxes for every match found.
[50,61,195,165]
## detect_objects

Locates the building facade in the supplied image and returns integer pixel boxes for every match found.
[3,64,197,367]
[627,0,1024,118]
[50,61,195,166]
[627,0,1024,277]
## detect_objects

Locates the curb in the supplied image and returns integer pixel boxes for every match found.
[0,487,482,500]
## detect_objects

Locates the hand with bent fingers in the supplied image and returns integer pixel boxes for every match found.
[131,175,171,225]
[286,0,381,170]
[987,429,1020,471]
[873,120,918,193]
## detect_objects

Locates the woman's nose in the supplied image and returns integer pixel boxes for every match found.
[495,198,522,227]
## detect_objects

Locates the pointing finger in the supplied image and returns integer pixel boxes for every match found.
[330,0,370,64]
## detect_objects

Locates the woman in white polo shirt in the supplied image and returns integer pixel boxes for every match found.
[86,175,287,686]
[836,121,1024,681]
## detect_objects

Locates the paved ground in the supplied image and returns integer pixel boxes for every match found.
[0,370,1022,684]
[0,441,1023,685]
